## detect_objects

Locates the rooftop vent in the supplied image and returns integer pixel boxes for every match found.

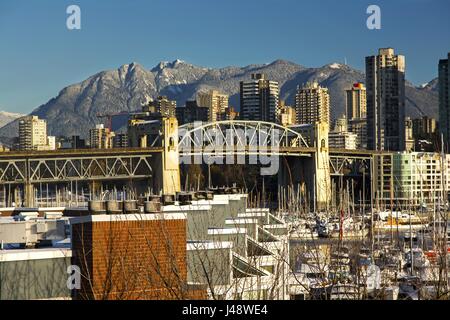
[14,211,39,221]
[177,192,193,205]
[162,194,175,205]
[88,200,107,215]
[106,200,123,214]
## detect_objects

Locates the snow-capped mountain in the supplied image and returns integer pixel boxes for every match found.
[0,111,24,128]
[0,59,439,139]
[419,78,439,91]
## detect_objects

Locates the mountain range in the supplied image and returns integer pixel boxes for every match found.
[0,111,24,128]
[0,111,25,144]
[0,59,439,140]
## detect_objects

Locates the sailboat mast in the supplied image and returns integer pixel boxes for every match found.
[440,134,449,291]
[370,157,375,259]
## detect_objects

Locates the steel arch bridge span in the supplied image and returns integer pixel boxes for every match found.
[178,121,310,156]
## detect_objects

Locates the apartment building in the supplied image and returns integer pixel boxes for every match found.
[366,48,406,151]
[197,90,229,122]
[89,124,115,149]
[328,116,357,150]
[375,151,450,206]
[143,96,177,118]
[18,115,55,151]
[162,193,290,300]
[277,101,296,126]
[295,82,330,130]
[240,73,279,122]
[439,53,450,145]
[176,100,209,125]
[346,83,367,149]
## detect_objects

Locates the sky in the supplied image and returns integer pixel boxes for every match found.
[0,0,449,114]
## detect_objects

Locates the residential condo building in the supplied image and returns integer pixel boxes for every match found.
[240,73,279,122]
[18,115,55,151]
[366,48,406,151]
[143,96,177,118]
[219,106,239,121]
[328,115,357,150]
[295,81,330,130]
[405,117,415,152]
[197,90,229,122]
[277,101,296,126]
[89,124,115,149]
[346,82,367,119]
[176,100,209,125]
[346,83,368,148]
[375,152,450,206]
[439,53,450,146]
[412,116,437,140]
[113,133,129,148]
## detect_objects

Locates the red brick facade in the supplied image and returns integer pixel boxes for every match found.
[71,215,206,300]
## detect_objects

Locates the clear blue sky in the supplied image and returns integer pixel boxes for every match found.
[0,0,449,114]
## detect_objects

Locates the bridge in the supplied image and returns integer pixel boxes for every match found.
[178,120,391,209]
[0,119,390,210]
[178,120,383,158]
[178,120,315,159]
[0,148,168,207]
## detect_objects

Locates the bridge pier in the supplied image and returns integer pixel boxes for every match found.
[313,122,331,211]
[152,118,181,195]
[23,182,34,208]
[278,122,331,212]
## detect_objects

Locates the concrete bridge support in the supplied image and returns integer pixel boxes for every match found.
[151,118,181,196]
[279,122,331,211]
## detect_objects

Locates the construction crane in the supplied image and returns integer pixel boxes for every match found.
[96,111,129,131]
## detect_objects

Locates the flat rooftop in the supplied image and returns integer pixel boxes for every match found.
[0,247,72,262]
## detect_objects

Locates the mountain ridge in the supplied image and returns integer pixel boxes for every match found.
[0,59,439,140]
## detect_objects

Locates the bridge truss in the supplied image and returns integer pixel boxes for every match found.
[0,151,155,185]
[329,154,372,176]
[178,120,310,157]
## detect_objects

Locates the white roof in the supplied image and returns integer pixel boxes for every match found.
[0,247,72,262]
[212,194,247,201]
[208,227,247,235]
[70,212,186,224]
[225,218,259,224]
[162,204,213,212]
[187,241,233,250]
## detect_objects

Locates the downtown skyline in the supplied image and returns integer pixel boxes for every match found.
[1,0,450,113]
[2,0,450,306]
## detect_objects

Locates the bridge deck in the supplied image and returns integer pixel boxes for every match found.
[0,148,163,185]
[329,148,392,156]
[0,146,390,160]
[0,147,163,159]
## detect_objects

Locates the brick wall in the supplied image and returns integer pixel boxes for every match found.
[71,215,206,300]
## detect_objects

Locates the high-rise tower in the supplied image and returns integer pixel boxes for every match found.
[240,73,279,122]
[366,48,406,151]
